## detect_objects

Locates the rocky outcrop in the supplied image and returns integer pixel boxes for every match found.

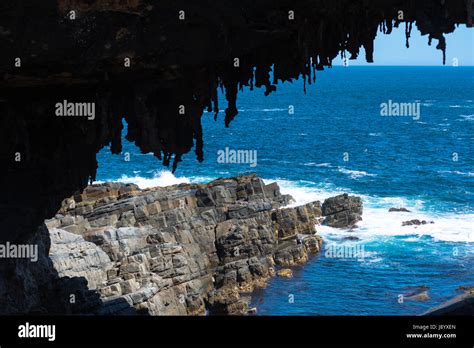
[322,194,363,228]
[0,224,104,315]
[42,174,325,315]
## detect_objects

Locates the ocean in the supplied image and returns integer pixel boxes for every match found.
[96,66,474,315]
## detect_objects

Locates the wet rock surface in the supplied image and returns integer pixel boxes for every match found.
[388,207,411,212]
[43,175,326,315]
[322,193,363,228]
[401,219,434,226]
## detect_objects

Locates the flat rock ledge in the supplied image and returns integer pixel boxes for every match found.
[46,174,359,315]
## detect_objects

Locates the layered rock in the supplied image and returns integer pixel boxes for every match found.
[322,194,363,228]
[45,175,325,315]
[0,0,466,314]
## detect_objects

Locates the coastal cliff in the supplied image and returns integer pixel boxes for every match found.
[0,0,471,315]
[20,175,334,314]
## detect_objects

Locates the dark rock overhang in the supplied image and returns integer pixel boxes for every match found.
[0,0,471,244]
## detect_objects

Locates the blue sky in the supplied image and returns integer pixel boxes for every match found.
[333,24,473,66]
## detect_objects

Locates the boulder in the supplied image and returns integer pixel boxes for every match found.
[322,194,363,228]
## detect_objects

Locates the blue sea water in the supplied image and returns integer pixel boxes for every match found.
[96,66,474,315]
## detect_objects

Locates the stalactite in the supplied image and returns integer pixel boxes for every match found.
[0,0,467,247]
[405,21,413,48]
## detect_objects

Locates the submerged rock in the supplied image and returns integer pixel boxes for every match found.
[457,285,474,293]
[388,207,411,212]
[403,286,430,302]
[402,219,434,226]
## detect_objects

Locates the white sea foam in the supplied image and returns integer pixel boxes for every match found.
[263,178,347,207]
[437,170,474,177]
[450,105,471,108]
[204,108,287,113]
[357,207,474,243]
[338,167,376,179]
[96,173,473,243]
[261,108,286,112]
[272,179,474,243]
[459,114,474,121]
[96,170,191,189]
